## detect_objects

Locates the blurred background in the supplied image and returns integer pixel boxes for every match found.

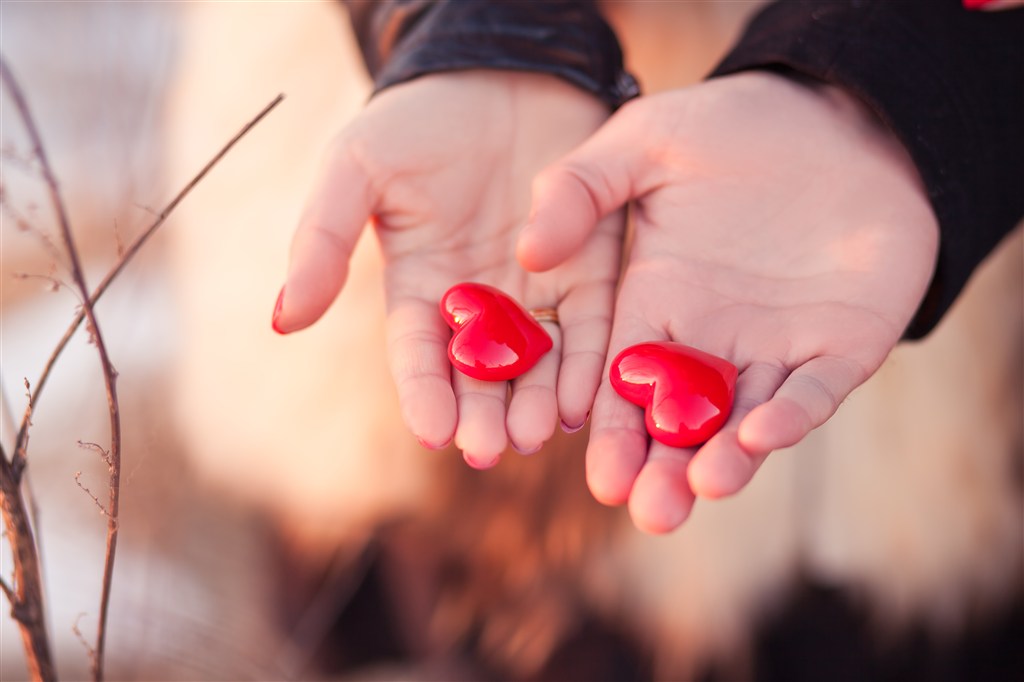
[1,2,282,678]
[1,2,1021,681]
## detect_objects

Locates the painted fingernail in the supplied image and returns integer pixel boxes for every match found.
[463,451,501,470]
[271,287,286,334]
[560,412,589,434]
[512,441,542,456]
[416,436,451,451]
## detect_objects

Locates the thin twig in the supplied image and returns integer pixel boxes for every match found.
[74,472,111,517]
[11,271,76,296]
[0,575,16,605]
[9,91,285,481]
[78,440,114,467]
[1,140,37,171]
[112,218,126,259]
[2,54,121,682]
[0,53,283,681]
[0,444,54,680]
[72,612,99,674]
[0,373,46,592]
[0,195,66,266]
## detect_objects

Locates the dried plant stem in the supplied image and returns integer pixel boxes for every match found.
[0,574,17,604]
[10,91,285,482]
[2,55,122,682]
[0,59,57,682]
[1,50,283,682]
[0,447,54,681]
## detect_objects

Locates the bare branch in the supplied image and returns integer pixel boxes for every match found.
[11,270,77,296]
[12,379,33,469]
[1,52,283,682]
[0,450,55,680]
[74,472,111,517]
[72,612,100,673]
[3,54,121,682]
[0,575,15,606]
[129,201,159,218]
[1,140,38,173]
[10,91,285,479]
[0,195,65,266]
[78,440,114,468]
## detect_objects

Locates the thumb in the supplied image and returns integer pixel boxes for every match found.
[517,105,648,272]
[273,144,375,333]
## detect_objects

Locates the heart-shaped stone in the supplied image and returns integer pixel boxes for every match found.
[610,341,737,448]
[440,282,553,381]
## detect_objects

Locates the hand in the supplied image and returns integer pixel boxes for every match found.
[273,71,622,467]
[518,72,939,532]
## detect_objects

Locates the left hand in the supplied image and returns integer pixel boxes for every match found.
[518,72,939,532]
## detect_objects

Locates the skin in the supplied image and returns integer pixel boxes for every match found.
[277,67,939,534]
[273,71,623,468]
[518,72,939,533]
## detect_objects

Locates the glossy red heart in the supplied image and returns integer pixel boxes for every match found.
[610,341,737,448]
[440,282,553,381]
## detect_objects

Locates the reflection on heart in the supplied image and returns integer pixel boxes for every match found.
[610,341,737,448]
[440,282,553,381]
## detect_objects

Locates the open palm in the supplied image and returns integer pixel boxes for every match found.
[519,72,939,532]
[274,71,623,467]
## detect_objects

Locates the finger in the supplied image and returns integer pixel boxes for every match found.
[506,320,561,455]
[737,355,868,454]
[585,312,664,507]
[274,142,375,333]
[517,103,647,273]
[686,361,789,499]
[627,441,698,534]
[555,280,615,431]
[453,370,509,470]
[386,299,458,449]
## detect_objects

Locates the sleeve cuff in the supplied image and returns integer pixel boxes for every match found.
[707,0,1024,338]
[353,1,639,110]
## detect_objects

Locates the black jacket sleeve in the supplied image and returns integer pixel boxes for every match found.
[707,0,1024,339]
[340,0,639,109]
[338,0,1021,338]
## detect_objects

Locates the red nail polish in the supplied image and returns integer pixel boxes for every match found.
[271,287,286,334]
[416,436,451,451]
[464,451,501,470]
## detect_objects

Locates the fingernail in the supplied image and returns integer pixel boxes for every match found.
[560,411,590,434]
[512,441,542,456]
[464,451,500,470]
[271,287,286,334]
[416,436,451,451]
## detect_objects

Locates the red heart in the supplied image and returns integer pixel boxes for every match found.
[440,282,553,381]
[610,341,737,448]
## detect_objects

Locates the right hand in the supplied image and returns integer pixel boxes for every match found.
[273,71,624,468]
